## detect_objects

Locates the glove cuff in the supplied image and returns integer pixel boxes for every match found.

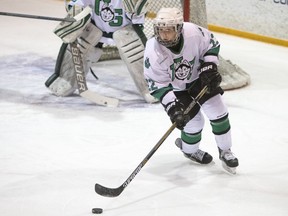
[198,62,217,75]
[165,100,177,114]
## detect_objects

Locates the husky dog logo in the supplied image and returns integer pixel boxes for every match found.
[170,57,195,81]
[174,59,192,80]
[100,4,115,22]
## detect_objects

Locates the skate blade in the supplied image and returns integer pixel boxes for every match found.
[221,161,237,175]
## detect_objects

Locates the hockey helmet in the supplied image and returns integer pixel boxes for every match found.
[153,7,183,47]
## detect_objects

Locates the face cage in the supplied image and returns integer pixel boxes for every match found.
[154,24,183,47]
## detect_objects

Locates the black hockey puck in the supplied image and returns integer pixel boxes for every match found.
[92,208,103,214]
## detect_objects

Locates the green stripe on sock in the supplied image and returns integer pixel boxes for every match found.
[210,116,231,135]
[181,131,202,145]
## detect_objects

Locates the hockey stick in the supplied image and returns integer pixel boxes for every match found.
[95,86,208,197]
[70,42,119,107]
[0,11,76,22]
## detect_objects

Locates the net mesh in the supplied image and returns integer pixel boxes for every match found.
[143,0,183,38]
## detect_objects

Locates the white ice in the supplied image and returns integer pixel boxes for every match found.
[1,1,288,216]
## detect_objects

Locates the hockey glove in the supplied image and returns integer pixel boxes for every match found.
[199,62,222,93]
[165,100,189,130]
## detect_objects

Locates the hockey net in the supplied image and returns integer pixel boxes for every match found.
[101,0,250,90]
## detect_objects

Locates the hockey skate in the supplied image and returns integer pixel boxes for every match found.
[218,148,239,174]
[175,138,213,164]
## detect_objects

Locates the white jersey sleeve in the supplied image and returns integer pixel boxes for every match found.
[144,22,220,105]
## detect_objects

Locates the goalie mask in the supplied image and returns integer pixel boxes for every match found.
[153,7,183,47]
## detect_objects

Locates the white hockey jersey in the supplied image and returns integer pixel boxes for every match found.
[68,0,144,44]
[144,22,220,105]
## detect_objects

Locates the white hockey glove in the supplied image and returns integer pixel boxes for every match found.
[123,0,151,16]
[54,5,92,43]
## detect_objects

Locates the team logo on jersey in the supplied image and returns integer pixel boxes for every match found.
[100,4,115,22]
[144,57,150,69]
[171,57,195,81]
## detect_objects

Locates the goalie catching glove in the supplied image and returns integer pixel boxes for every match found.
[165,99,190,130]
[198,62,222,93]
[123,0,151,16]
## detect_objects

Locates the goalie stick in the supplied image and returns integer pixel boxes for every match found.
[70,42,119,107]
[95,86,208,197]
[0,11,76,22]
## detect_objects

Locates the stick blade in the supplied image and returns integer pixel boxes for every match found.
[80,91,119,107]
[95,183,124,197]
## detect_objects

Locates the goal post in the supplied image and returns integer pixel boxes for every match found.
[101,0,250,90]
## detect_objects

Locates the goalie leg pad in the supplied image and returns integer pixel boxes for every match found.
[113,25,158,103]
[77,22,103,55]
[47,77,74,97]
[78,23,103,71]
[45,24,103,97]
[45,43,77,96]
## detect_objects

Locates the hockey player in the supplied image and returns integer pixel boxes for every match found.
[144,7,239,173]
[45,0,157,104]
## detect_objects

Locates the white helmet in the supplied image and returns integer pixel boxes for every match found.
[153,7,184,47]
